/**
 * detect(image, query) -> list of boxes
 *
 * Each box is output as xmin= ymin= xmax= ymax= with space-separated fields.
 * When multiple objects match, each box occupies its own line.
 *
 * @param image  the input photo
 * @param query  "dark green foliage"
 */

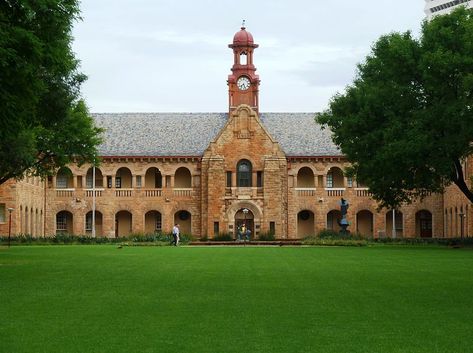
xmin=258 ymin=231 xmax=276 ymax=241
xmin=302 ymin=236 xmax=368 ymax=247
xmin=0 ymin=233 xmax=194 ymax=245
xmin=212 ymin=232 xmax=234 ymax=241
xmin=0 ymin=0 xmax=102 ymax=185
xmin=317 ymin=8 xmax=473 ymax=208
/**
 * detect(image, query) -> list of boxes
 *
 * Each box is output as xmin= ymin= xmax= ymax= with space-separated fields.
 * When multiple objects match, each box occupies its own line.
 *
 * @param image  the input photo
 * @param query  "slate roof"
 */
xmin=92 ymin=112 xmax=342 ymax=157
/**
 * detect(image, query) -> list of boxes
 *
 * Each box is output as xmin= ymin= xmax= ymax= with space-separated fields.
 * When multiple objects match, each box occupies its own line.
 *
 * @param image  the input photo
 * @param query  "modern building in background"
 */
xmin=0 ymin=26 xmax=471 ymax=239
xmin=424 ymin=0 xmax=472 ymax=19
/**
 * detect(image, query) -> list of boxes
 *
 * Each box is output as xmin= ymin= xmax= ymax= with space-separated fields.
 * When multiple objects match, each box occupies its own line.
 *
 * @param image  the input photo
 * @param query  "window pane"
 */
xmin=56 ymin=213 xmax=67 ymax=231
xmin=85 ymin=213 xmax=92 ymax=231
xmin=237 ymin=160 xmax=252 ymax=187
xmin=326 ymin=173 xmax=333 ymax=188
xmin=56 ymin=175 xmax=68 ymax=188
xmin=226 ymin=171 xmax=232 ymax=187
xmin=0 ymin=204 xmax=5 ymax=223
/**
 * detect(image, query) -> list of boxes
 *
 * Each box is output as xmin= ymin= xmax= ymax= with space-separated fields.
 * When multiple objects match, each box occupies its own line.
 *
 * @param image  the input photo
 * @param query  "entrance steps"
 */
xmin=189 ymin=240 xmax=302 ymax=246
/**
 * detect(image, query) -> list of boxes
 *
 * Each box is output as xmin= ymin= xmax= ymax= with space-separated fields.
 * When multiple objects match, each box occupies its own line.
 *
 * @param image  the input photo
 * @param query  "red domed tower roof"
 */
xmin=232 ymin=26 xmax=254 ymax=46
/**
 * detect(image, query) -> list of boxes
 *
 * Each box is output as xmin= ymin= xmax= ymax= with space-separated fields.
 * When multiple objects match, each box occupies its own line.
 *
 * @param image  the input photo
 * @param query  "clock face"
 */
xmin=237 ymin=76 xmax=251 ymax=91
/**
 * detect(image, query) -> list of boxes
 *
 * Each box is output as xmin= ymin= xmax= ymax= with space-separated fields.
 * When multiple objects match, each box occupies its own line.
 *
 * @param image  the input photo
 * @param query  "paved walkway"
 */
xmin=189 ymin=240 xmax=302 ymax=246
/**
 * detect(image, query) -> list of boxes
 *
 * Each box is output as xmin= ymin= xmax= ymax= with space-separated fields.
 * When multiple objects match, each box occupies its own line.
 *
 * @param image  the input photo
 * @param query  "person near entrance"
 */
xmin=237 ymin=223 xmax=251 ymax=241
xmin=171 ymin=223 xmax=180 ymax=246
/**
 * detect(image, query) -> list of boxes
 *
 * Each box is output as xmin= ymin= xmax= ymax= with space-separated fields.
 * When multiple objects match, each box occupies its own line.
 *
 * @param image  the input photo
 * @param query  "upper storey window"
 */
xmin=237 ymin=160 xmax=252 ymax=187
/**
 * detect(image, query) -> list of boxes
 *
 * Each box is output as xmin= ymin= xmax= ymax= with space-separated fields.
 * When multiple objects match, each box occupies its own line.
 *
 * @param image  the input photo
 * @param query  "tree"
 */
xmin=0 ymin=0 xmax=102 ymax=186
xmin=316 ymin=7 xmax=473 ymax=209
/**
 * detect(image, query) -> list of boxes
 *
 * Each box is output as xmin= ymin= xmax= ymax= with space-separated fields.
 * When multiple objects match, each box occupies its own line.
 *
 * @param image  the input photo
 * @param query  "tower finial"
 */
xmin=241 ymin=19 xmax=246 ymax=29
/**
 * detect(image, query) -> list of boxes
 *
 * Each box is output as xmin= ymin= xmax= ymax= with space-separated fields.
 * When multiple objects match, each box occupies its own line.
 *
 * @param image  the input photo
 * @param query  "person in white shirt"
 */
xmin=172 ymin=224 xmax=180 ymax=246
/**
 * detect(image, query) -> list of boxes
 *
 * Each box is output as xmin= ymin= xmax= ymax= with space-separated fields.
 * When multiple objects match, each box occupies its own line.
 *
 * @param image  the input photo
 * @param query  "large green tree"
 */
xmin=0 ymin=0 xmax=102 ymax=186
xmin=317 ymin=7 xmax=473 ymax=209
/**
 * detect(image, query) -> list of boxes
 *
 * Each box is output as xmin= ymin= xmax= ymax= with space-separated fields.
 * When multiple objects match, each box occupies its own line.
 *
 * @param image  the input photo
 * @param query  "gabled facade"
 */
xmin=1 ymin=26 xmax=469 ymax=239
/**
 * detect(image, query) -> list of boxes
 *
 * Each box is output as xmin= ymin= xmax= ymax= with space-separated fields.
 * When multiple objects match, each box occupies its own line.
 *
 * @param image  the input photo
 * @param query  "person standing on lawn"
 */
xmin=171 ymin=223 xmax=180 ymax=246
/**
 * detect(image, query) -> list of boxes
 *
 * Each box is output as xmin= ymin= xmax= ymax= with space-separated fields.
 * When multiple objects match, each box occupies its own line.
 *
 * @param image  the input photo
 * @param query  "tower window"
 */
xmin=257 ymin=171 xmax=263 ymax=187
xmin=226 ymin=171 xmax=232 ymax=187
xmin=237 ymin=160 xmax=252 ymax=187
xmin=240 ymin=53 xmax=247 ymax=65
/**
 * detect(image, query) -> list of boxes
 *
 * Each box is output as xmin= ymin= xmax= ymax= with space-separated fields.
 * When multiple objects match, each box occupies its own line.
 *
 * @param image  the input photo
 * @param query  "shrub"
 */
xmin=258 ymin=232 xmax=275 ymax=241
xmin=212 ymin=232 xmax=234 ymax=241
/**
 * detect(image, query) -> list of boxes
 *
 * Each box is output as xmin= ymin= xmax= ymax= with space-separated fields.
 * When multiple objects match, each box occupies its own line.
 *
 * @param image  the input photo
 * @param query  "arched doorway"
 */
xmin=235 ymin=208 xmax=254 ymax=239
xmin=416 ymin=210 xmax=432 ymax=238
xmin=174 ymin=210 xmax=191 ymax=235
xmin=327 ymin=210 xmax=342 ymax=232
xmin=356 ymin=210 xmax=373 ymax=237
xmin=115 ymin=211 xmax=132 ymax=237
xmin=297 ymin=210 xmax=315 ymax=237
xmin=85 ymin=211 xmax=103 ymax=236
xmin=386 ymin=210 xmax=403 ymax=237
xmin=145 ymin=210 xmax=162 ymax=234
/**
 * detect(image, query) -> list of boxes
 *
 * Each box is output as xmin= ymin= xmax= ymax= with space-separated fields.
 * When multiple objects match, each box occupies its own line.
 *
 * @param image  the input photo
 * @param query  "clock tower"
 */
xmin=228 ymin=24 xmax=260 ymax=114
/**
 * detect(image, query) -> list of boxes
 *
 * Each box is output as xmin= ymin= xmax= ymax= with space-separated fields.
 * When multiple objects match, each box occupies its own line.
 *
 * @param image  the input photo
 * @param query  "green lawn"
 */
xmin=1 ymin=246 xmax=473 ymax=353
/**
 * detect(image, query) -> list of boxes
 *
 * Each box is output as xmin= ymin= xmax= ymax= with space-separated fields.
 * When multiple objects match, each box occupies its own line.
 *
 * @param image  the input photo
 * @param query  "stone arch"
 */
xmin=115 ymin=210 xmax=132 ymax=237
xmin=297 ymin=210 xmax=315 ymax=237
xmin=416 ymin=210 xmax=433 ymax=238
xmin=174 ymin=167 xmax=192 ymax=188
xmin=225 ymin=201 xmax=263 ymax=237
xmin=25 ymin=206 xmax=29 ymax=234
xmin=56 ymin=210 xmax=73 ymax=235
xmin=56 ymin=167 xmax=73 ymax=188
xmin=356 ymin=210 xmax=373 ymax=237
xmin=115 ymin=167 xmax=132 ymax=188
xmin=327 ymin=210 xmax=342 ymax=231
xmin=145 ymin=167 xmax=163 ymax=188
xmin=30 ymin=207 xmax=34 ymax=235
xmin=386 ymin=210 xmax=403 ymax=237
xmin=19 ymin=205 xmax=23 ymax=234
xmin=235 ymin=208 xmax=255 ymax=239
xmin=327 ymin=166 xmax=344 ymax=188
xmin=86 ymin=167 xmax=104 ymax=188
xmin=297 ymin=167 xmax=315 ymax=188
xmin=174 ymin=210 xmax=191 ymax=235
xmin=145 ymin=210 xmax=163 ymax=234
xmin=85 ymin=210 xmax=103 ymax=236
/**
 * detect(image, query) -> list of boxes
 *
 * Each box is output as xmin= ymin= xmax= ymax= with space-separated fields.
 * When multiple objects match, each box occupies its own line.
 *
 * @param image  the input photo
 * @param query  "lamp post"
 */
xmin=459 ymin=212 xmax=465 ymax=239
xmin=92 ymin=160 xmax=96 ymax=238
xmin=7 ymin=208 xmax=14 ymax=248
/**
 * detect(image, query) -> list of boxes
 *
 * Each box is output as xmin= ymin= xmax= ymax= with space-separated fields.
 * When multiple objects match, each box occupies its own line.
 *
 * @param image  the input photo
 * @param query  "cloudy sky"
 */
xmin=72 ymin=0 xmax=426 ymax=113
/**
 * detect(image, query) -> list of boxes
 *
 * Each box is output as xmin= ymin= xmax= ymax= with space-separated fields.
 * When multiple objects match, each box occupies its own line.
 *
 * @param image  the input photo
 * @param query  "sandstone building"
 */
xmin=0 ymin=27 xmax=471 ymax=239
xmin=424 ymin=0 xmax=472 ymax=19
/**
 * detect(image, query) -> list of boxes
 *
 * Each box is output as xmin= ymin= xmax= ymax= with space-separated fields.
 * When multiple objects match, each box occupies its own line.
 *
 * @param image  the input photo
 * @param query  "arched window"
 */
xmin=56 ymin=167 xmax=73 ymax=188
xmin=237 ymin=160 xmax=252 ymax=187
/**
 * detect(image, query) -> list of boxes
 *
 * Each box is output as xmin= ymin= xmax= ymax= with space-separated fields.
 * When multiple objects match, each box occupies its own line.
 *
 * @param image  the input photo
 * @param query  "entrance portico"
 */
xmin=225 ymin=201 xmax=262 ymax=239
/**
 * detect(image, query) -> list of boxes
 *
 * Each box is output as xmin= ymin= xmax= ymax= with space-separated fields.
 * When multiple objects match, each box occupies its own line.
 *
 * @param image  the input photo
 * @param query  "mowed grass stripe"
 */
xmin=1 ymin=246 xmax=472 ymax=353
